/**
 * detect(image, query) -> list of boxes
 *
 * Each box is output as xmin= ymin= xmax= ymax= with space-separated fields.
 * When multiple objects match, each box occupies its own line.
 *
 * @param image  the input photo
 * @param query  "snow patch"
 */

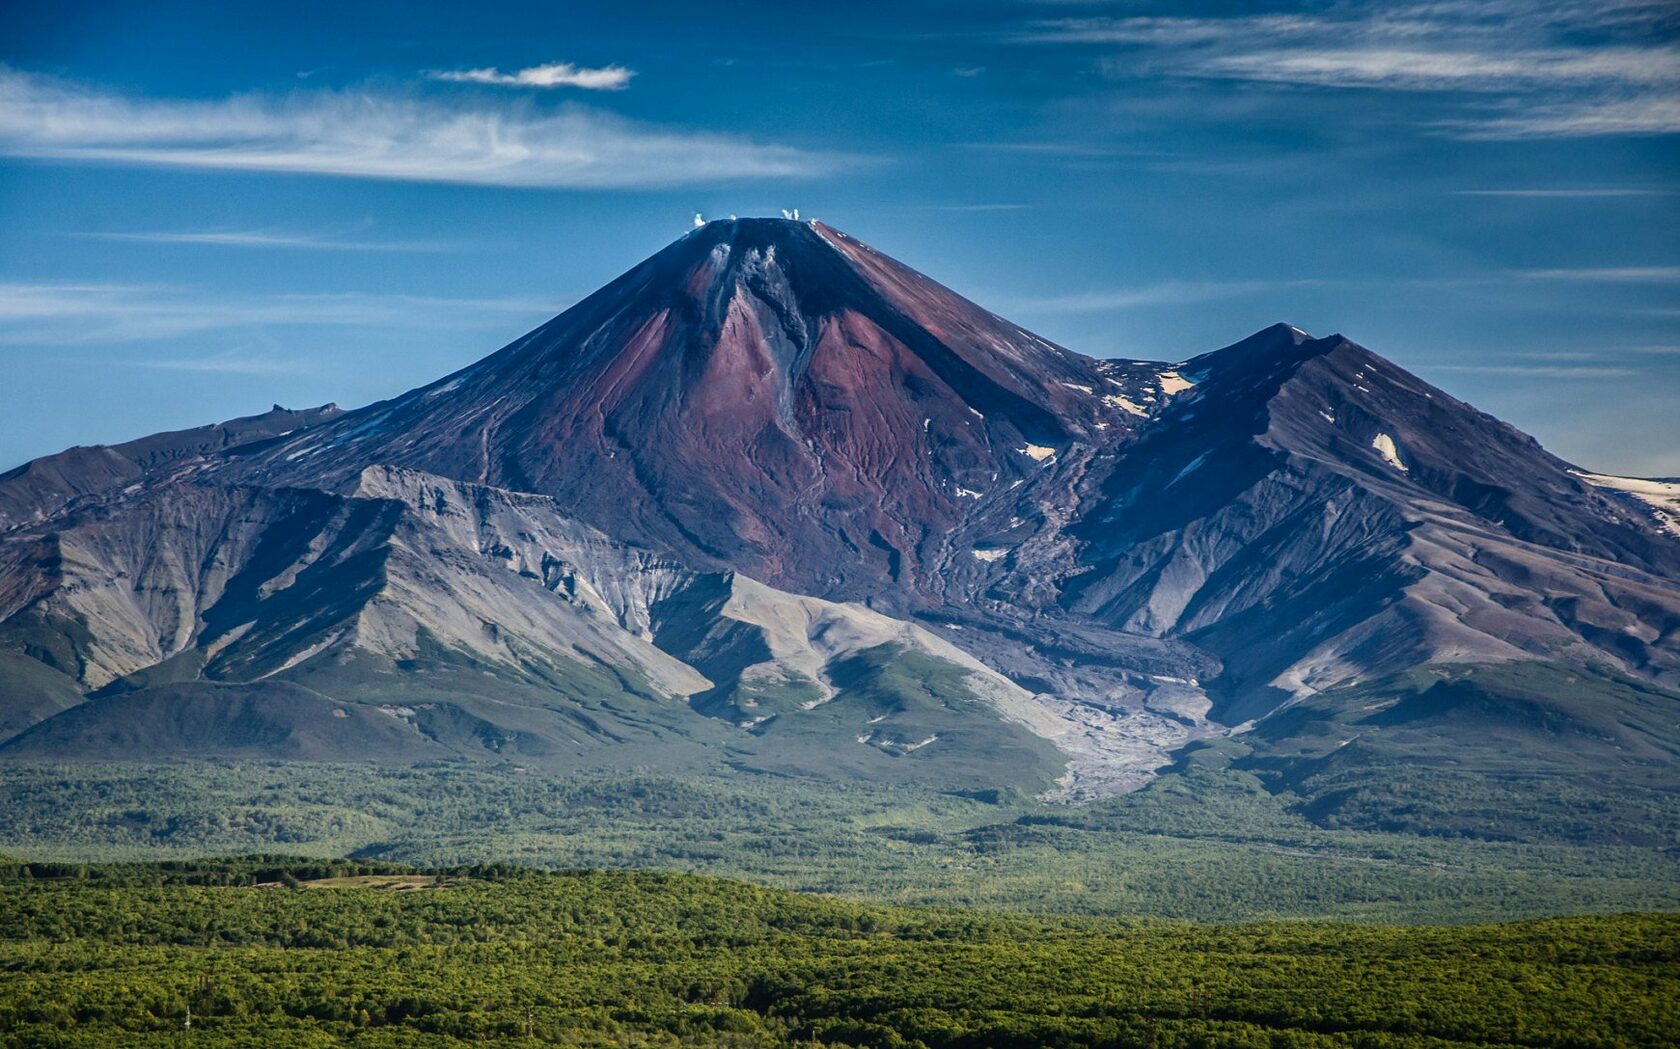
xmin=972 ymin=547 xmax=1009 ymax=562
xmin=1104 ymin=394 xmax=1148 ymax=417
xmin=1157 ymin=370 xmax=1195 ymax=395
xmin=954 ymin=486 xmax=983 ymax=499
xmin=1019 ymin=443 xmax=1056 ymax=462
xmin=1371 ymin=433 xmax=1408 ymax=472
xmin=1061 ymin=382 xmax=1094 ymax=394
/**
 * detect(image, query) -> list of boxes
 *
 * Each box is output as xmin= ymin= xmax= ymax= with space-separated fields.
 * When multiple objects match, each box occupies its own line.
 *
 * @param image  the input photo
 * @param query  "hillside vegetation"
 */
xmin=3 ymin=760 xmax=1677 ymax=924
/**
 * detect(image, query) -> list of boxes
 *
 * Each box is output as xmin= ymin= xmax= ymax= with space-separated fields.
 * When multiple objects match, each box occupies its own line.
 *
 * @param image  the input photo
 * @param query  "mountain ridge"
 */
xmin=0 ymin=217 xmax=1675 ymax=802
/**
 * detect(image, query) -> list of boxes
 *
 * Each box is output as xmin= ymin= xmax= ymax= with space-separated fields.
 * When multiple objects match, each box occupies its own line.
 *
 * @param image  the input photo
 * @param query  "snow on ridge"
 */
xmin=1578 ymin=472 xmax=1680 ymax=535
xmin=1371 ymin=433 xmax=1408 ymax=472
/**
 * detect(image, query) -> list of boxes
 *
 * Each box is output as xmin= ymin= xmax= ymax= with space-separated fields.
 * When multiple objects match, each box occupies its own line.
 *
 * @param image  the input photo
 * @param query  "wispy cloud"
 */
xmin=133 ymin=349 xmax=311 ymax=375
xmin=1421 ymin=362 xmax=1636 ymax=379
xmin=926 ymin=202 xmax=1030 ymax=212
xmin=1454 ymin=187 xmax=1672 ymax=197
xmin=1018 ymin=15 xmax=1318 ymax=47
xmin=961 ymin=141 xmax=1167 ymax=159
xmin=0 ymin=280 xmax=556 ymax=344
xmin=1197 ymin=46 xmax=1678 ymax=92
xmin=1449 ymin=96 xmax=1680 ymax=138
xmin=1520 ymin=266 xmax=1680 ymax=282
xmin=1018 ymin=1 xmax=1680 ymax=140
xmin=70 ymin=227 xmax=459 ymax=252
xmin=0 ymin=68 xmax=840 ymax=188
xmin=1009 ymin=279 xmax=1314 ymax=313
xmin=429 ymin=62 xmax=634 ymax=91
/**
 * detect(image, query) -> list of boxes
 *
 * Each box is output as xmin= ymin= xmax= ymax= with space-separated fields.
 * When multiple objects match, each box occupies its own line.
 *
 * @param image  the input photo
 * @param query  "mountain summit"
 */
xmin=1 ymin=219 xmax=1677 ymax=801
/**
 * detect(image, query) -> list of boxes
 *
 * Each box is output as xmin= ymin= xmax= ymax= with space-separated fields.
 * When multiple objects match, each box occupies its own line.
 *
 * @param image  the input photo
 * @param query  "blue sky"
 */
xmin=2 ymin=0 xmax=1677 ymax=474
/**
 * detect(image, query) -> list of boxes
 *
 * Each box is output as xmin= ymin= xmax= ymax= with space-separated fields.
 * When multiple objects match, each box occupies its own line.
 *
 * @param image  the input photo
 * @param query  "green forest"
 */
xmin=1 ymin=857 xmax=1677 ymax=1048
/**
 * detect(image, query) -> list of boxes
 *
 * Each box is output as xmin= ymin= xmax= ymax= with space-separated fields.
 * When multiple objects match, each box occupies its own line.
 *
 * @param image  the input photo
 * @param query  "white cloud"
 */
xmin=430 ymin=62 xmax=634 ymax=91
xmin=0 ymin=68 xmax=838 ymax=188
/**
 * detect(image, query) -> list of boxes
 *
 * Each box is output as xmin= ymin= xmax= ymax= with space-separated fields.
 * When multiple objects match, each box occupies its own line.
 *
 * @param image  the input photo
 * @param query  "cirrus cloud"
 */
xmin=429 ymin=62 xmax=634 ymax=90
xmin=1020 ymin=1 xmax=1680 ymax=140
xmin=0 ymin=68 xmax=840 ymax=188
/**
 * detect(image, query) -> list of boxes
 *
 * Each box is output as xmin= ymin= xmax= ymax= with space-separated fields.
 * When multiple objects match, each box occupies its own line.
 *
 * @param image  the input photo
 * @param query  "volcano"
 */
xmin=2 ymin=218 xmax=1677 ymax=802
xmin=220 ymin=219 xmax=1126 ymax=601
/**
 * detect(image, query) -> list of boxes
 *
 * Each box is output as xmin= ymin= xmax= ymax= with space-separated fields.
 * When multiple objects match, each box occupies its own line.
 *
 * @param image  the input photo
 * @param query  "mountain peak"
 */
xmin=212 ymin=217 xmax=1118 ymax=598
xmin=1184 ymin=322 xmax=1319 ymax=375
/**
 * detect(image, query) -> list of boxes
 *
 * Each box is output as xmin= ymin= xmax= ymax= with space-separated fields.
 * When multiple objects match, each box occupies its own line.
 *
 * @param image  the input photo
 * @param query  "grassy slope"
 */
xmin=1 ymin=761 xmax=1675 ymax=923
xmin=0 ymin=639 xmax=1069 ymax=796
xmin=0 ymin=861 xmax=1676 ymax=1048
xmin=1232 ymin=663 xmax=1680 ymax=846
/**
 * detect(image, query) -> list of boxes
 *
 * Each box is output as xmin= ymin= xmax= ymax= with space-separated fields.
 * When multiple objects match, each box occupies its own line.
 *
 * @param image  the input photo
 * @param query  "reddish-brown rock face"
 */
xmin=230 ymin=218 xmax=1130 ymax=602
